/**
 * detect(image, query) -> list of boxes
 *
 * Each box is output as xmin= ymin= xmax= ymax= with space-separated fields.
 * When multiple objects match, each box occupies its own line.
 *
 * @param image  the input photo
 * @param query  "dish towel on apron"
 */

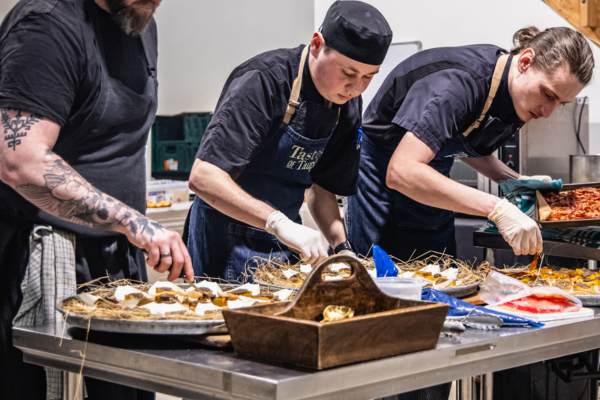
xmin=13 ymin=225 xmax=77 ymax=400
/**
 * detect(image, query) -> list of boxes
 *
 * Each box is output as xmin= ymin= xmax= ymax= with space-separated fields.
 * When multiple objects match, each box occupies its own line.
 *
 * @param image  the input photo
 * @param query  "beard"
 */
xmin=106 ymin=0 xmax=160 ymax=35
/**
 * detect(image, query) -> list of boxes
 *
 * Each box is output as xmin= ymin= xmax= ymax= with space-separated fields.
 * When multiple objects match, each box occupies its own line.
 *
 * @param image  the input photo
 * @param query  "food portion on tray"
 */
xmin=496 ymin=263 xmax=600 ymax=296
xmin=394 ymin=253 xmax=488 ymax=291
xmin=251 ymin=253 xmax=488 ymax=297
xmin=60 ymin=279 xmax=292 ymax=321
xmin=250 ymin=258 xmax=372 ymax=288
xmin=542 ymin=186 xmax=600 ymax=222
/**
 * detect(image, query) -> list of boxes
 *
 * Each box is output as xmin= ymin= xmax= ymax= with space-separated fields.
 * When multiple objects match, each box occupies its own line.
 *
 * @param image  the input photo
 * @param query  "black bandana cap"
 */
xmin=320 ymin=0 xmax=392 ymax=65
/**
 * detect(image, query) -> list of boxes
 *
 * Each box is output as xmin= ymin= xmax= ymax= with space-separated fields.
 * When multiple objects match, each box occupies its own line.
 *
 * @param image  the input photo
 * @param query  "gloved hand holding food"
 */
xmin=265 ymin=210 xmax=329 ymax=264
xmin=488 ymin=198 xmax=542 ymax=255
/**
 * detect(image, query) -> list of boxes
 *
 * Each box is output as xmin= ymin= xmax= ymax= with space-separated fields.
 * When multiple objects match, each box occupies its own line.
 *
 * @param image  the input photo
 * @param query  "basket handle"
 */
xmin=279 ymin=254 xmax=393 ymax=317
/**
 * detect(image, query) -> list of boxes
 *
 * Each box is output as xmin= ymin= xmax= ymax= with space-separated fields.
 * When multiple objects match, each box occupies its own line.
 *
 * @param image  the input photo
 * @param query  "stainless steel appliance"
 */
xmin=570 ymin=154 xmax=600 ymax=183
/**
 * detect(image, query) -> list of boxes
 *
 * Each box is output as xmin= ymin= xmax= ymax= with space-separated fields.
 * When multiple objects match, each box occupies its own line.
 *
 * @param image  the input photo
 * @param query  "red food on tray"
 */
xmin=500 ymin=293 xmax=581 ymax=314
xmin=544 ymin=187 xmax=600 ymax=221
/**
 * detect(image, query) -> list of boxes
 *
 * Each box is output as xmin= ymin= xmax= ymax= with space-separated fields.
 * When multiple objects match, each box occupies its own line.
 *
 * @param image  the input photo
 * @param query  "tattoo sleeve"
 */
xmin=16 ymin=151 xmax=165 ymax=241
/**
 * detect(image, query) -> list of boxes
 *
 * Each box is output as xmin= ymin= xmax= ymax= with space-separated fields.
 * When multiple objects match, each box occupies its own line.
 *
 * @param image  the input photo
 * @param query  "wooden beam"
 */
xmin=543 ymin=0 xmax=600 ymax=46
xmin=580 ymin=0 xmax=597 ymax=28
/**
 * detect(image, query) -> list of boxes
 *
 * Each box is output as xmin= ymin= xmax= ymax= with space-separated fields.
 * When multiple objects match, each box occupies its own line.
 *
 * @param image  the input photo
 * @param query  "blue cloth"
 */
xmin=484 ymin=178 xmax=600 ymax=248
xmin=372 ymin=245 xmax=398 ymax=277
xmin=422 ymin=288 xmax=543 ymax=328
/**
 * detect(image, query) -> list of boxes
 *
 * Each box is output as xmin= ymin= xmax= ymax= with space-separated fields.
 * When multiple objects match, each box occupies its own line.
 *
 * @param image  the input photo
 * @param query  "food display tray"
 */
xmin=537 ymin=182 xmax=600 ymax=229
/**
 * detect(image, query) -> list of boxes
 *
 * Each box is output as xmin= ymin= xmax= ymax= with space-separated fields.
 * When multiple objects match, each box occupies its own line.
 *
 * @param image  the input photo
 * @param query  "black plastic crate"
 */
xmin=151 ymin=141 xmax=196 ymax=175
xmin=152 ymin=113 xmax=211 ymax=143
xmin=182 ymin=113 xmax=211 ymax=142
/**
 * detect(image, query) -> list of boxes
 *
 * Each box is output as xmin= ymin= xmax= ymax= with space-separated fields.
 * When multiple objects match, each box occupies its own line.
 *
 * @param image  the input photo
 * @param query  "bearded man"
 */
xmin=0 ymin=1 xmax=191 ymax=399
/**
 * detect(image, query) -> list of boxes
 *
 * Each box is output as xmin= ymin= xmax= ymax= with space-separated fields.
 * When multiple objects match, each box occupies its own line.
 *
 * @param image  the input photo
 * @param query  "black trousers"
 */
xmin=0 ymin=219 xmax=154 ymax=400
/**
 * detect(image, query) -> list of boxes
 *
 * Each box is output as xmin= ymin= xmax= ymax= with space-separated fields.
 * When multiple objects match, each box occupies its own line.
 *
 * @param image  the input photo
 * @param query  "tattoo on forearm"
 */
xmin=1 ymin=108 xmax=40 ymax=150
xmin=17 ymin=152 xmax=165 ymax=241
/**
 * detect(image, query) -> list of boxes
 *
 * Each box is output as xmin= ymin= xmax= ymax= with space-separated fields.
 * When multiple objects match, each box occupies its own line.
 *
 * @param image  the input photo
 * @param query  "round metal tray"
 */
xmin=57 ymin=282 xmax=270 ymax=335
xmin=253 ymin=278 xmax=479 ymax=298
xmin=437 ymin=282 xmax=479 ymax=298
xmin=58 ymin=300 xmax=226 ymax=335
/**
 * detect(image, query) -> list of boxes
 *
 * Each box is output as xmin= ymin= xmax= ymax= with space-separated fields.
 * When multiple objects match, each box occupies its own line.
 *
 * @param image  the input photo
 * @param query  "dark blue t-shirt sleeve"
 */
xmin=0 ymin=14 xmax=80 ymax=126
xmin=311 ymin=97 xmax=362 ymax=196
xmin=196 ymin=70 xmax=279 ymax=178
xmin=392 ymin=69 xmax=480 ymax=154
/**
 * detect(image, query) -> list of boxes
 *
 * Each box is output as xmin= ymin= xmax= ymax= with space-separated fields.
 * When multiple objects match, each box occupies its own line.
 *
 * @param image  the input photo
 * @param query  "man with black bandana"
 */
xmin=185 ymin=0 xmax=392 ymax=280
xmin=0 ymin=0 xmax=193 ymax=399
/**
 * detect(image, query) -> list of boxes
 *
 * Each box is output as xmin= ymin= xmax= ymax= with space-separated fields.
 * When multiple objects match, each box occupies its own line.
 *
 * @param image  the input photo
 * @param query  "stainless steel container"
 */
xmin=570 ymin=155 xmax=600 ymax=183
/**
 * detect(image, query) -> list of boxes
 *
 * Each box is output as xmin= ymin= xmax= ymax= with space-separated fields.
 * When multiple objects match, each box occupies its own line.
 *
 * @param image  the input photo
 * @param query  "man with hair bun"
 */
xmin=347 ymin=25 xmax=593 ymax=261
xmin=346 ymin=24 xmax=594 ymax=400
xmin=186 ymin=1 xmax=392 ymax=279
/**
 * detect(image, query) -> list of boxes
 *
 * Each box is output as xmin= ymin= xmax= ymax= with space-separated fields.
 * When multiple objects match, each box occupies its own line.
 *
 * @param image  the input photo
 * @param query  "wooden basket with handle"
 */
xmin=222 ymin=254 xmax=448 ymax=370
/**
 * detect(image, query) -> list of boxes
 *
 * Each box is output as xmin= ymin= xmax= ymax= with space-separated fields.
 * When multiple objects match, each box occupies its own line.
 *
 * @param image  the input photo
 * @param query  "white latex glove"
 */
xmin=518 ymin=174 xmax=553 ymax=183
xmin=488 ymin=199 xmax=542 ymax=256
xmin=265 ymin=211 xmax=329 ymax=264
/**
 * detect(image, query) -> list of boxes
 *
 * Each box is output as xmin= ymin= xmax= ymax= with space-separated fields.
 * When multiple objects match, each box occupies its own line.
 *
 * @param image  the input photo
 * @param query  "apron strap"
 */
xmin=283 ymin=45 xmax=309 ymax=125
xmin=462 ymin=54 xmax=509 ymax=137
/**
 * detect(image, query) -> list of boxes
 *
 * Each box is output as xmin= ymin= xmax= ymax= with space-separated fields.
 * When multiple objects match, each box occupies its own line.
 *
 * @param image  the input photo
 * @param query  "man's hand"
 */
xmin=0 ymin=108 xmax=194 ymax=282
xmin=488 ymin=199 xmax=542 ymax=255
xmin=126 ymin=217 xmax=194 ymax=282
xmin=265 ymin=211 xmax=328 ymax=264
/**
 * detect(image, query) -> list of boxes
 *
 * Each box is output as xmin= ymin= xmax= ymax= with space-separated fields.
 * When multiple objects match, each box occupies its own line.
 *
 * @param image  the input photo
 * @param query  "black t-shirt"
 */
xmin=197 ymin=45 xmax=362 ymax=196
xmin=0 ymin=0 xmax=154 ymax=226
xmin=0 ymin=0 xmax=148 ymax=125
xmin=363 ymin=44 xmax=523 ymax=156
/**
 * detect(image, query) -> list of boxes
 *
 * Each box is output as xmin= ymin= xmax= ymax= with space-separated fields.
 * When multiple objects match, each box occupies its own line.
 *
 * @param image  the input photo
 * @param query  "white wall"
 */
xmin=0 ymin=0 xmax=17 ymax=18
xmin=315 ymin=0 xmax=600 ymax=151
xmin=1 ymin=1 xmax=314 ymax=180
xmin=1 ymin=1 xmax=314 ymax=115
xmin=154 ymin=0 xmax=315 ymax=114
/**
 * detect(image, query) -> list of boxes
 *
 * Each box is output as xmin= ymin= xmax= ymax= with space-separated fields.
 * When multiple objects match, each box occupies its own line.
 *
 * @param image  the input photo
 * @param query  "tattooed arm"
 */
xmin=0 ymin=108 xmax=193 ymax=281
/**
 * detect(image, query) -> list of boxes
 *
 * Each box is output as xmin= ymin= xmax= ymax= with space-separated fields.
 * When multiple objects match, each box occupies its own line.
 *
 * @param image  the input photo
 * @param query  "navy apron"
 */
xmin=0 ymin=2 xmax=157 ymax=399
xmin=187 ymin=46 xmax=339 ymax=280
xmin=347 ymin=55 xmax=515 ymax=260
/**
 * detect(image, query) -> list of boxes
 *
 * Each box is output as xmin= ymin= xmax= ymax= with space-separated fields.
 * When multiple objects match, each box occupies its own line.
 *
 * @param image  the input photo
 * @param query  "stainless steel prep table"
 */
xmin=13 ymin=311 xmax=600 ymax=400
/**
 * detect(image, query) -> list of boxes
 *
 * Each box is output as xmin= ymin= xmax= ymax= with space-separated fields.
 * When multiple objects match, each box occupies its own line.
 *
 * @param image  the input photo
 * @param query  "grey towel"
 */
xmin=13 ymin=225 xmax=77 ymax=400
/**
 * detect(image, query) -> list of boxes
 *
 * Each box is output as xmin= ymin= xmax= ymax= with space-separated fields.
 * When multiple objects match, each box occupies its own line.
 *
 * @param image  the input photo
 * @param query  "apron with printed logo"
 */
xmin=187 ymin=46 xmax=339 ymax=280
